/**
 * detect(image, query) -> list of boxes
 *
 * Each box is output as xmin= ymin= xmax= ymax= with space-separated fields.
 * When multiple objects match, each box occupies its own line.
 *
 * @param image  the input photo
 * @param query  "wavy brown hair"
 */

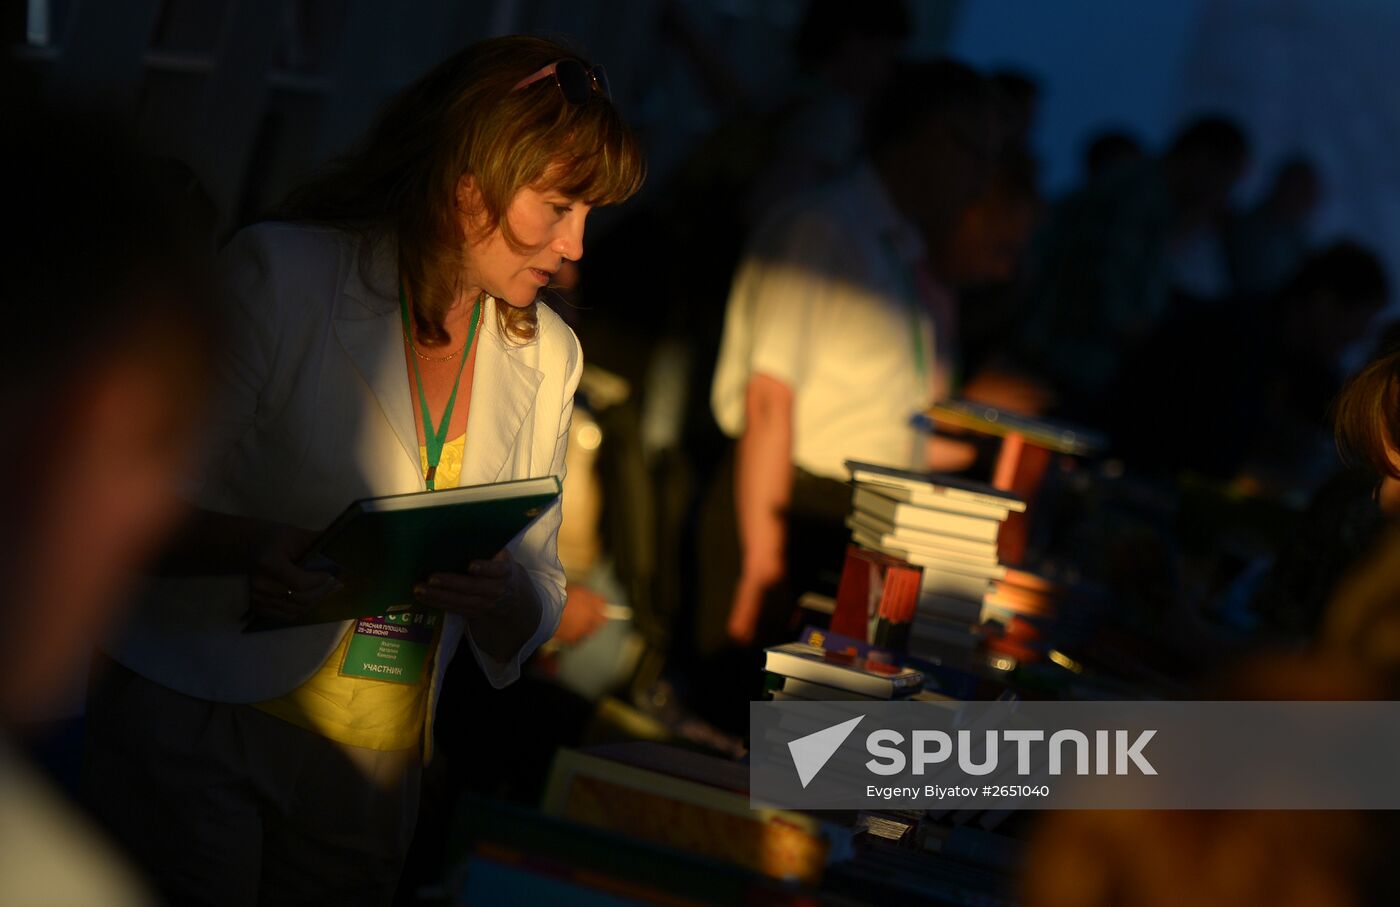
xmin=1334 ymin=350 xmax=1400 ymax=480
xmin=275 ymin=35 xmax=644 ymax=345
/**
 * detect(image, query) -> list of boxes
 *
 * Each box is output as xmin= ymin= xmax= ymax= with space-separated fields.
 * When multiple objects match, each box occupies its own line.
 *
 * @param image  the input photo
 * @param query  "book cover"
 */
xmin=830 ymin=544 xmax=907 ymax=640
xmin=844 ymin=460 xmax=1026 ymax=509
xmin=446 ymin=793 xmax=806 ymax=906
xmin=246 ymin=476 xmax=560 ymax=631
xmin=763 ymin=643 xmax=923 ymax=699
xmin=796 ymin=624 xmax=900 ymax=662
xmin=541 ymin=749 xmax=833 ymax=885
xmin=924 ymin=400 xmax=1106 ymax=456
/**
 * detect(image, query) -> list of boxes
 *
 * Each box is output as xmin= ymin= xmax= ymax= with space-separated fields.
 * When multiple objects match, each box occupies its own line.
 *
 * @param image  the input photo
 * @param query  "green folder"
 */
xmin=245 ymin=476 xmax=561 ymax=631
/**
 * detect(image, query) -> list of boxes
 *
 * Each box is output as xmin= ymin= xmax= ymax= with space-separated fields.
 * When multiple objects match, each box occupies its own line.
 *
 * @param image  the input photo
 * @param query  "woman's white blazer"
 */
xmin=106 ymin=222 xmax=577 ymax=709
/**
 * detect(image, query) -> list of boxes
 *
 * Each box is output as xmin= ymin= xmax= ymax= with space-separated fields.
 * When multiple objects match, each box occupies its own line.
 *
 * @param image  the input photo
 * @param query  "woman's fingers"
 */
xmin=249 ymin=567 xmax=340 ymax=625
xmin=253 ymin=525 xmax=337 ymax=594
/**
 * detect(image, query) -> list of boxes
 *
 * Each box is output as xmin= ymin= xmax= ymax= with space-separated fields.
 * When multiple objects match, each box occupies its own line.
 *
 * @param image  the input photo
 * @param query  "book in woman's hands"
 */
xmin=244 ymin=476 xmax=561 ymax=631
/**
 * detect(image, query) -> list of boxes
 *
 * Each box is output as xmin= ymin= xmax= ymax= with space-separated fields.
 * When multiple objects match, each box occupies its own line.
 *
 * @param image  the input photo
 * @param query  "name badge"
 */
xmin=339 ymin=607 xmax=440 ymax=684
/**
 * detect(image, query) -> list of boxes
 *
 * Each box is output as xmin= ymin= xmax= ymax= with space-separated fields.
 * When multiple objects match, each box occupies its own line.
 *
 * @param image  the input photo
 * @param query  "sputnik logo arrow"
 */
xmin=788 ymin=715 xmax=864 ymax=788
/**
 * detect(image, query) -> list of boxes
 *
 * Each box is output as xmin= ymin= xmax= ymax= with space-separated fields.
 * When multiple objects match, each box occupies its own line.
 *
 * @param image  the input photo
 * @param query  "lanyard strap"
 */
xmin=880 ymin=233 xmax=931 ymax=382
xmin=400 ymin=283 xmax=482 ymax=490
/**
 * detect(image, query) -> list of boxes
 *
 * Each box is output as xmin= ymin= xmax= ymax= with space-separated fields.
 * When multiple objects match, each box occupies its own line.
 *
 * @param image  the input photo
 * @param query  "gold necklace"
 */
xmin=403 ymin=296 xmax=483 ymax=362
xmin=406 ymin=335 xmax=465 ymax=362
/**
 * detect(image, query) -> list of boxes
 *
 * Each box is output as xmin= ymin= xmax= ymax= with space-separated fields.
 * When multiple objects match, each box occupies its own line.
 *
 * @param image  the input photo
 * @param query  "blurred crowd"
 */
xmin=563 ymin=0 xmax=1395 ymax=708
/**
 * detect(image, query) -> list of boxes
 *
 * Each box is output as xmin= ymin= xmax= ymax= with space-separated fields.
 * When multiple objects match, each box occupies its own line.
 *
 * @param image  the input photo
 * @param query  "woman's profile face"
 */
xmin=463 ymin=180 xmax=591 ymax=308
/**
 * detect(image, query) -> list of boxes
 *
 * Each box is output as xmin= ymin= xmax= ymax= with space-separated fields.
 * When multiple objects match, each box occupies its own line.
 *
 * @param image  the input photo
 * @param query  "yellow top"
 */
xmin=253 ymin=434 xmax=466 ymax=752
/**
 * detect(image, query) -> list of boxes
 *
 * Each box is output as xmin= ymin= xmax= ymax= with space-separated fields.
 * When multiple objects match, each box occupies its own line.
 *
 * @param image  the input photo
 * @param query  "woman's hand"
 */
xmin=413 ymin=550 xmax=543 ymax=662
xmin=248 ymin=525 xmax=339 ymax=625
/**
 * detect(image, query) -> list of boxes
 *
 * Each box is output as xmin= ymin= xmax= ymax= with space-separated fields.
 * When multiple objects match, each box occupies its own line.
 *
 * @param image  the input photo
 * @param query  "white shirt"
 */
xmin=711 ymin=163 xmax=942 ymax=480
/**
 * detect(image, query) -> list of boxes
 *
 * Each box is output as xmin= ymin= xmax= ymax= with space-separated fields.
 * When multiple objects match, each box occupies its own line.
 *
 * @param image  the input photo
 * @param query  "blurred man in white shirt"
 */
xmin=709 ymin=60 xmax=1000 ymax=648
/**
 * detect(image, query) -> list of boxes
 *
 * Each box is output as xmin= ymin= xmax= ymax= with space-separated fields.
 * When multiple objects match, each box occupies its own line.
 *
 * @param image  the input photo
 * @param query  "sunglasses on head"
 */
xmin=512 ymin=58 xmax=611 ymax=104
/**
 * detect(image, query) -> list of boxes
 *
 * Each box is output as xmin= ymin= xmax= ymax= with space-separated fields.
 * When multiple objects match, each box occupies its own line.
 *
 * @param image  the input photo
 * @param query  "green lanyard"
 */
xmin=400 ymin=282 xmax=482 ymax=490
xmin=879 ymin=233 xmax=930 ymax=382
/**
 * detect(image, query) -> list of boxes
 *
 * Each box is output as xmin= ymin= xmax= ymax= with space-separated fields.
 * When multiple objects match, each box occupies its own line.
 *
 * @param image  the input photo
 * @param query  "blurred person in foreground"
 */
xmin=84 ymin=35 xmax=643 ymax=904
xmin=1332 ymin=347 xmax=1400 ymax=520
xmin=0 ymin=105 xmax=213 ymax=904
xmin=1025 ymin=653 xmax=1400 ymax=907
xmin=1246 ymin=348 xmax=1400 ymax=644
xmin=1029 ymin=355 xmax=1400 ymax=907
xmin=1315 ymin=350 xmax=1400 ymax=680
xmin=1243 ymin=347 xmax=1400 ymax=641
xmin=706 ymin=59 xmax=999 ymax=655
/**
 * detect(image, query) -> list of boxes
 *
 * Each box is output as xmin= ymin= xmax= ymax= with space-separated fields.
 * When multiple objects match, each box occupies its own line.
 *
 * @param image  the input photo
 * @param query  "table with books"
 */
xmin=441 ymin=459 xmax=1124 ymax=905
xmin=748 ymin=460 xmax=1135 ymax=903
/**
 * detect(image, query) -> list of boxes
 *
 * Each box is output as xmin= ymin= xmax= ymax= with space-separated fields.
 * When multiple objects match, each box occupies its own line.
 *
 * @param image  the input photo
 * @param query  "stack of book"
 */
xmin=841 ymin=460 xmax=1026 ymax=656
xmin=982 ymin=567 xmax=1063 ymax=663
xmin=763 ymin=642 xmax=924 ymax=702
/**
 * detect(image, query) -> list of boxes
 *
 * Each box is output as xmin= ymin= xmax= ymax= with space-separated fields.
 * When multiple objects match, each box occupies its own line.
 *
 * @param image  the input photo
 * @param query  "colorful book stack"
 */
xmin=839 ymin=460 xmax=1026 ymax=657
xmin=763 ymin=642 xmax=924 ymax=702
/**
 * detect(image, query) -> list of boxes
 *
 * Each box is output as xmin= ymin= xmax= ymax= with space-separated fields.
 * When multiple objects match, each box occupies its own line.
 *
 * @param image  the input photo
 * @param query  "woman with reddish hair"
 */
xmin=86 ymin=35 xmax=643 ymax=904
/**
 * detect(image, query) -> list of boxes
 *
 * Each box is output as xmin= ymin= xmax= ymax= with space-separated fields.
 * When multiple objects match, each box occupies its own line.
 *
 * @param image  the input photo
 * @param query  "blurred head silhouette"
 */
xmin=1163 ymin=115 xmax=1250 ymax=231
xmin=940 ymin=148 xmax=1041 ymax=287
xmin=0 ymin=102 xmax=213 ymax=723
xmin=1282 ymin=241 xmax=1388 ymax=364
xmin=868 ymin=58 xmax=1000 ymax=251
xmin=1083 ymin=129 xmax=1146 ymax=183
xmin=794 ymin=0 xmax=911 ymax=102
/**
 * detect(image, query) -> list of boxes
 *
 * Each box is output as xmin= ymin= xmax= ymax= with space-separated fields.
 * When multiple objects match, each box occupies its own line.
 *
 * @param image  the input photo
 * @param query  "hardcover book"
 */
xmin=245 ymin=476 xmax=560 ymax=631
xmin=844 ymin=459 xmax=1026 ymax=510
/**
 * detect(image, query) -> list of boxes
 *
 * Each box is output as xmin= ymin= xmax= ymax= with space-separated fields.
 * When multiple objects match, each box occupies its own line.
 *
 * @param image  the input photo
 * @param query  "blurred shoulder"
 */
xmin=218 ymin=222 xmax=378 ymax=325
xmin=224 ymin=220 xmax=354 ymax=259
xmin=220 ymin=222 xmax=359 ymax=288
